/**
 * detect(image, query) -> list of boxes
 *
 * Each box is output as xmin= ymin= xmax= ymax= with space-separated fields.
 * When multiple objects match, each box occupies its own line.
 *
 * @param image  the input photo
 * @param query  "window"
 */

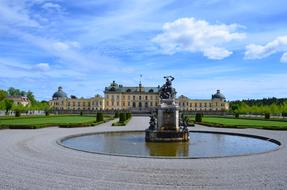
xmin=133 ymin=96 xmax=135 ymax=100
xmin=117 ymin=102 xmax=119 ymax=106
xmin=128 ymin=102 xmax=130 ymax=106
xmin=204 ymin=103 xmax=207 ymax=107
xmin=139 ymin=96 xmax=141 ymax=100
xmin=150 ymin=102 xmax=153 ymax=106
xmin=145 ymin=102 xmax=148 ymax=108
xmin=133 ymin=102 xmax=136 ymax=108
xmin=199 ymin=103 xmax=202 ymax=107
xmin=145 ymin=96 xmax=148 ymax=100
xmin=195 ymin=103 xmax=197 ymax=107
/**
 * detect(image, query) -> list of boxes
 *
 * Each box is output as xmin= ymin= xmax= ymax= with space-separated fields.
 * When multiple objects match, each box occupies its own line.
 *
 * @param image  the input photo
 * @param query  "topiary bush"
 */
xmin=80 ymin=111 xmax=83 ymax=116
xmin=15 ymin=110 xmax=21 ymax=117
xmin=195 ymin=113 xmax=203 ymax=122
xmin=114 ymin=112 xmax=119 ymax=118
xmin=235 ymin=113 xmax=239 ymax=119
xmin=97 ymin=112 xmax=103 ymax=122
xmin=119 ymin=112 xmax=126 ymax=123
xmin=265 ymin=113 xmax=270 ymax=119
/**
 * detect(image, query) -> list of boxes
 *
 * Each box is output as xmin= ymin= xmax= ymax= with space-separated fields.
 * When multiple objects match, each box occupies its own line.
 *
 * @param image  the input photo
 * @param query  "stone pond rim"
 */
xmin=57 ymin=130 xmax=282 ymax=159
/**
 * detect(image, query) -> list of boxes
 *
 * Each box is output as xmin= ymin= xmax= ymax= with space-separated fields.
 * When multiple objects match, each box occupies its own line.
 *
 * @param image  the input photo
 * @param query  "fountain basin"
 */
xmin=58 ymin=130 xmax=281 ymax=159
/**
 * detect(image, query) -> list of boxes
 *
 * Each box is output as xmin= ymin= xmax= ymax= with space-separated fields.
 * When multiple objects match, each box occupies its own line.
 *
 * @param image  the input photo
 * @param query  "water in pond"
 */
xmin=61 ymin=131 xmax=279 ymax=158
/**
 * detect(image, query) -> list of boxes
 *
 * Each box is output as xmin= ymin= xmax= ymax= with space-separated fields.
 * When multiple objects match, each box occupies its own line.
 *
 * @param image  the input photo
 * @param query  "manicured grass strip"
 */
xmin=191 ymin=117 xmax=287 ymax=130
xmin=0 ymin=116 xmax=113 ymax=129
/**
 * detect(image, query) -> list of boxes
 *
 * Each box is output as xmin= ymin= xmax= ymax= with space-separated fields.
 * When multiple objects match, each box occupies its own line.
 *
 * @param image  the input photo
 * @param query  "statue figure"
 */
xmin=159 ymin=76 xmax=176 ymax=99
xmin=148 ymin=114 xmax=157 ymax=130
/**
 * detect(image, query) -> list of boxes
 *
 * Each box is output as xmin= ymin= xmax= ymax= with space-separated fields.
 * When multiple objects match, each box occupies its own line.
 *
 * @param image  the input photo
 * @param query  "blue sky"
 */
xmin=1 ymin=0 xmax=287 ymax=101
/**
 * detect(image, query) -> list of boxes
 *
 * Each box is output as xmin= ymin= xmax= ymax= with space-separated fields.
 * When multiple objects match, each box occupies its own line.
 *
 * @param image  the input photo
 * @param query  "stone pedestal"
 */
xmin=145 ymin=98 xmax=189 ymax=142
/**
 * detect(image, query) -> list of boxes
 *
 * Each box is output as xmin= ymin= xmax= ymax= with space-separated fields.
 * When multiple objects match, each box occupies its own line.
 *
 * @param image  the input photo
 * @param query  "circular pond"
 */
xmin=60 ymin=131 xmax=281 ymax=158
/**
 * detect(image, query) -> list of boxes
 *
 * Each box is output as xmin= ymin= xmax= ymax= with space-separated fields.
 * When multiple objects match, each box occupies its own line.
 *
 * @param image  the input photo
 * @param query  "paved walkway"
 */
xmin=0 ymin=116 xmax=287 ymax=190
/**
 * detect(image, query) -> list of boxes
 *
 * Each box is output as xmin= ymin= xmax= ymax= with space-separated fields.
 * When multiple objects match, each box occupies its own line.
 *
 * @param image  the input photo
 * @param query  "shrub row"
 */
xmin=112 ymin=112 xmax=132 ymax=126
xmin=196 ymin=121 xmax=287 ymax=130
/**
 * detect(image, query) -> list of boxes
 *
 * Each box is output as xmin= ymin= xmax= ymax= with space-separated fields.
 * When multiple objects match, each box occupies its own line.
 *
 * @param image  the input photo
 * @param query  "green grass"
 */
xmin=0 ymin=115 xmax=113 ymax=129
xmin=189 ymin=116 xmax=287 ymax=130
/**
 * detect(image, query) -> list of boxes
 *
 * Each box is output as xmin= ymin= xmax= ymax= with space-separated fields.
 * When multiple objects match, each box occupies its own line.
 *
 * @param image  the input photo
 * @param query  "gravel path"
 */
xmin=0 ymin=116 xmax=287 ymax=190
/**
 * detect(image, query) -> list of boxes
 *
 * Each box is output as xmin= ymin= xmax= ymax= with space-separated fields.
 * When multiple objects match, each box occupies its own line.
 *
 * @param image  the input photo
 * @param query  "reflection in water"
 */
xmin=145 ymin=142 xmax=189 ymax=157
xmin=62 ymin=131 xmax=279 ymax=158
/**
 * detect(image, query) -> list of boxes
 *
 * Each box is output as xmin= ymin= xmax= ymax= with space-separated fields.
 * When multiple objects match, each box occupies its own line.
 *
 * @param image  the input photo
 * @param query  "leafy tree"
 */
xmin=12 ymin=104 xmax=25 ymax=117
xmin=4 ymin=99 xmax=14 ymax=115
xmin=7 ymin=87 xmax=21 ymax=96
xmin=0 ymin=89 xmax=7 ymax=101
xmin=26 ymin=91 xmax=37 ymax=105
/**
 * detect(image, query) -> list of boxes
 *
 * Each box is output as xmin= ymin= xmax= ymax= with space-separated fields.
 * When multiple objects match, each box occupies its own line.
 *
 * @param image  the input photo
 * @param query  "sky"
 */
xmin=1 ymin=0 xmax=287 ymax=101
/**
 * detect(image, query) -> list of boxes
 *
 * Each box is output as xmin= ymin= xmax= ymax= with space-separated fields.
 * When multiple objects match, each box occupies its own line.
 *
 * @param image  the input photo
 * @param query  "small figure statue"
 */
xmin=148 ymin=114 xmax=157 ymax=130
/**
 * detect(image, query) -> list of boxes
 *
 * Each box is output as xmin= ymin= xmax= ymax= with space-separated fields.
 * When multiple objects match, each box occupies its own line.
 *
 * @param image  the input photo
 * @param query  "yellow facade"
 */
xmin=49 ymin=83 xmax=229 ymax=111
xmin=104 ymin=81 xmax=160 ymax=110
xmin=49 ymin=87 xmax=104 ymax=110
xmin=177 ymin=94 xmax=229 ymax=111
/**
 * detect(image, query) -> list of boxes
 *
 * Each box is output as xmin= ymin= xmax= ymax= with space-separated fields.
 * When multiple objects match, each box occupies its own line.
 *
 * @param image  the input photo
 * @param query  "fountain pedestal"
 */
xmin=145 ymin=76 xmax=189 ymax=142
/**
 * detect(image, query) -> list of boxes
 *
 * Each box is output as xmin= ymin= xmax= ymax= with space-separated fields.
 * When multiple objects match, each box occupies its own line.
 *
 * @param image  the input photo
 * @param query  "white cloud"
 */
xmin=33 ymin=63 xmax=50 ymax=72
xmin=0 ymin=0 xmax=40 ymax=27
xmin=52 ymin=41 xmax=80 ymax=51
xmin=42 ymin=2 xmax=62 ymax=11
xmin=245 ymin=35 xmax=287 ymax=62
xmin=152 ymin=17 xmax=245 ymax=60
xmin=280 ymin=52 xmax=287 ymax=63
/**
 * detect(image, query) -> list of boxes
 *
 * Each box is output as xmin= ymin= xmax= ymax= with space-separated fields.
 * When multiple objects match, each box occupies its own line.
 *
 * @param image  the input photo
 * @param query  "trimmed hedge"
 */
xmin=265 ymin=113 xmax=270 ymax=119
xmin=196 ymin=121 xmax=287 ymax=130
xmin=195 ymin=113 xmax=203 ymax=122
xmin=96 ymin=112 xmax=104 ymax=122
xmin=112 ymin=112 xmax=132 ymax=126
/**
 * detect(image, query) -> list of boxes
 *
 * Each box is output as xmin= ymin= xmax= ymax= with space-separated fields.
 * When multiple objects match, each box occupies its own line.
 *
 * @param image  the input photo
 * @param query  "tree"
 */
xmin=4 ymin=99 xmax=13 ymax=115
xmin=27 ymin=91 xmax=36 ymax=105
xmin=7 ymin=87 xmax=21 ymax=96
xmin=0 ymin=89 xmax=7 ymax=101
xmin=12 ymin=104 xmax=26 ymax=117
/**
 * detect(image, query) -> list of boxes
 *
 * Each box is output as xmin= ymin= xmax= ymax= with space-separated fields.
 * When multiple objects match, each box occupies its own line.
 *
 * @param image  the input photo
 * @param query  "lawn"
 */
xmin=191 ymin=116 xmax=287 ymax=130
xmin=0 ymin=115 xmax=113 ymax=129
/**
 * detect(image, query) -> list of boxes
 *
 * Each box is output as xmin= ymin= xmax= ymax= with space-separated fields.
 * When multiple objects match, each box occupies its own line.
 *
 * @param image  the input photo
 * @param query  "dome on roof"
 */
xmin=52 ymin=86 xmax=68 ymax=99
xmin=212 ymin=90 xmax=226 ymax=100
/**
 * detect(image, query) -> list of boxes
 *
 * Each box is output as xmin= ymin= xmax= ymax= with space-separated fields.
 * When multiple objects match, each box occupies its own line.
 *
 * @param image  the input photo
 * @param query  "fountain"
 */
xmin=145 ymin=76 xmax=189 ymax=142
xmin=59 ymin=76 xmax=281 ymax=158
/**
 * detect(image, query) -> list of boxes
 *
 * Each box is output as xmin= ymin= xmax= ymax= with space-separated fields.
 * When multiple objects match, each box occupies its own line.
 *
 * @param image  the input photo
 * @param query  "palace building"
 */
xmin=49 ymin=81 xmax=229 ymax=112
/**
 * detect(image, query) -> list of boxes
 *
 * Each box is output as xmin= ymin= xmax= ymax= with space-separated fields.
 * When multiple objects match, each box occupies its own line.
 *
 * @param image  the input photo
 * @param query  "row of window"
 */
xmin=51 ymin=101 xmax=102 ymax=107
xmin=106 ymin=101 xmax=158 ymax=107
xmin=106 ymin=95 xmax=157 ymax=101
xmin=178 ymin=102 xmax=225 ymax=107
